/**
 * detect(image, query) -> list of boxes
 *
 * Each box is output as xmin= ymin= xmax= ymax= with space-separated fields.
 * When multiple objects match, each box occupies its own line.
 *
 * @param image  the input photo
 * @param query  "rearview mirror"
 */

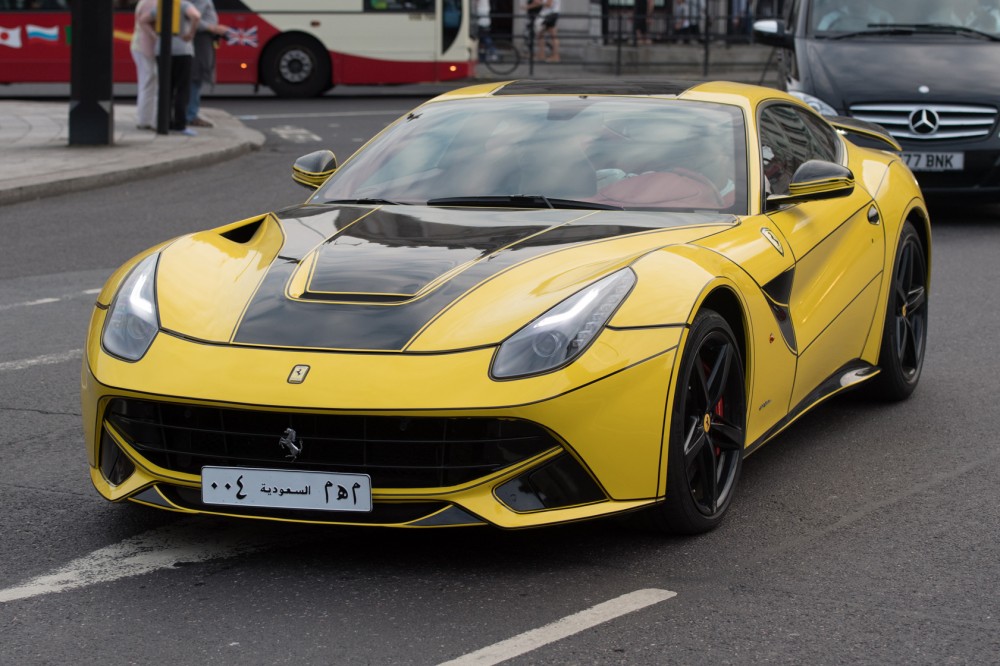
xmin=292 ymin=150 xmax=338 ymax=190
xmin=753 ymin=19 xmax=794 ymax=48
xmin=766 ymin=160 xmax=854 ymax=210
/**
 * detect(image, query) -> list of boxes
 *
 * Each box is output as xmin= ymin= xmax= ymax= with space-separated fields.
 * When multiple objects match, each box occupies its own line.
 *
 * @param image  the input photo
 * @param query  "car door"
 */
xmin=758 ymin=102 xmax=885 ymax=410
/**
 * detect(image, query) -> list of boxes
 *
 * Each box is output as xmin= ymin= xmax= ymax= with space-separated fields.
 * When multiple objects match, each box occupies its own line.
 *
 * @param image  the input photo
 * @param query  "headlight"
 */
xmin=102 ymin=254 xmax=160 ymax=361
xmin=789 ymin=91 xmax=838 ymax=117
xmin=491 ymin=268 xmax=636 ymax=379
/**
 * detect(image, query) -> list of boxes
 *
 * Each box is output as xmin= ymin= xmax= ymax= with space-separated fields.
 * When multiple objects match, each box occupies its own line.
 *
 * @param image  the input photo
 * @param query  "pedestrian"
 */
xmin=144 ymin=0 xmax=201 ymax=135
xmin=131 ymin=0 xmax=158 ymax=130
xmin=635 ymin=0 xmax=654 ymax=45
xmin=476 ymin=0 xmax=496 ymax=62
xmin=188 ymin=0 xmax=231 ymax=128
xmin=674 ymin=0 xmax=702 ymax=43
xmin=536 ymin=0 xmax=560 ymax=62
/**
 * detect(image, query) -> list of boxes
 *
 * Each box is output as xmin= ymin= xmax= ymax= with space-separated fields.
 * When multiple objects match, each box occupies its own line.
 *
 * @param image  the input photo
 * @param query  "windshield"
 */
xmin=314 ymin=97 xmax=748 ymax=213
xmin=809 ymin=0 xmax=1000 ymax=36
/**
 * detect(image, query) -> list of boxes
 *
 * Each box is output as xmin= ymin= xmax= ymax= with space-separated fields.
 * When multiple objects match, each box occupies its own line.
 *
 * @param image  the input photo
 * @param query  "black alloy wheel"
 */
xmin=647 ymin=309 xmax=746 ymax=534
xmin=868 ymin=221 xmax=928 ymax=401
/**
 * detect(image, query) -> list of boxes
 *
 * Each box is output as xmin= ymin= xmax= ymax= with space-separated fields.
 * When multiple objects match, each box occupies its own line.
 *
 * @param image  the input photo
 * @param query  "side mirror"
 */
xmin=766 ymin=160 xmax=855 ymax=210
xmin=292 ymin=150 xmax=338 ymax=190
xmin=753 ymin=19 xmax=794 ymax=48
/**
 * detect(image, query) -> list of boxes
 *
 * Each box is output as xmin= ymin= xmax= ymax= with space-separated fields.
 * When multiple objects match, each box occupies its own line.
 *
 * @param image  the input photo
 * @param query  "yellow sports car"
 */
xmin=83 ymin=80 xmax=930 ymax=533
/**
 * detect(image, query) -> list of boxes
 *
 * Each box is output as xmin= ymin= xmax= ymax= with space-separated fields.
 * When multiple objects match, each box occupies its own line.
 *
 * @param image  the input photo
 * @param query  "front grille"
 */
xmin=850 ymin=103 xmax=998 ymax=141
xmin=105 ymin=399 xmax=559 ymax=488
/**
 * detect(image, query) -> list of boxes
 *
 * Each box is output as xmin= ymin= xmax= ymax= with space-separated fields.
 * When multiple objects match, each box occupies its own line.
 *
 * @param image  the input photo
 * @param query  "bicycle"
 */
xmin=478 ymin=16 xmax=556 ymax=77
xmin=479 ymin=34 xmax=521 ymax=76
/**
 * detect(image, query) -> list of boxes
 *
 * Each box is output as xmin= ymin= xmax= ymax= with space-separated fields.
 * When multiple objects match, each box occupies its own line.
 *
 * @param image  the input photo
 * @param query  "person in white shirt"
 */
xmin=130 ymin=0 xmax=158 ymax=130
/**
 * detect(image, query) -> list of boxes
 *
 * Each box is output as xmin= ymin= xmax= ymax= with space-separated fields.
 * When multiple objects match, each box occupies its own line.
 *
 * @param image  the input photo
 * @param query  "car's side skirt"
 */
xmin=743 ymin=360 xmax=879 ymax=457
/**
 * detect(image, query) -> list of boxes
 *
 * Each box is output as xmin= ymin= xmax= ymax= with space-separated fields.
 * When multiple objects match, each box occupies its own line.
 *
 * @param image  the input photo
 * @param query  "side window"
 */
xmin=367 ymin=0 xmax=434 ymax=12
xmin=758 ymin=103 xmax=841 ymax=196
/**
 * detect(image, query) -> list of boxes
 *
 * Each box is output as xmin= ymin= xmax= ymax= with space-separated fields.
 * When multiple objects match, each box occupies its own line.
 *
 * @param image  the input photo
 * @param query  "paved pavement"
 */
xmin=0 ymin=101 xmax=266 ymax=207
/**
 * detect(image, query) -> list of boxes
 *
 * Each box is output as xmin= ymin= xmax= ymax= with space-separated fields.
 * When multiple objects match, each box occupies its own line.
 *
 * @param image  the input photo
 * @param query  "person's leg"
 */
xmin=171 ymin=55 xmax=193 ymax=131
xmin=132 ymin=51 xmax=157 ymax=128
xmin=548 ymin=23 xmax=560 ymax=61
xmin=187 ymin=77 xmax=202 ymax=124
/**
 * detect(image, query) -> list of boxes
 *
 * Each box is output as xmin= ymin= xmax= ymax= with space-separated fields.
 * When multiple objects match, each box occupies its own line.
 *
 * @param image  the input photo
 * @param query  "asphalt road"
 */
xmin=1 ymin=92 xmax=999 ymax=665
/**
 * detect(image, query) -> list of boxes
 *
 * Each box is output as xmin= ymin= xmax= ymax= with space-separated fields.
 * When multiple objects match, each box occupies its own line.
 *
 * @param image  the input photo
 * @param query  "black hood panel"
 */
xmin=233 ymin=204 xmax=731 ymax=351
xmin=803 ymin=38 xmax=1000 ymax=106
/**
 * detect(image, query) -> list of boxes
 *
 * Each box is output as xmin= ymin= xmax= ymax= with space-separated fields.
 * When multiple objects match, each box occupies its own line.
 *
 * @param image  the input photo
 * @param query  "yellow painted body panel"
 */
xmin=157 ymin=214 xmax=284 ymax=342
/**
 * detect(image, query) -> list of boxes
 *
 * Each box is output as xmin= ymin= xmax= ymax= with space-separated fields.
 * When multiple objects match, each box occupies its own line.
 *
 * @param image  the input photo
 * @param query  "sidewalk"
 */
xmin=0 ymin=102 xmax=265 ymax=207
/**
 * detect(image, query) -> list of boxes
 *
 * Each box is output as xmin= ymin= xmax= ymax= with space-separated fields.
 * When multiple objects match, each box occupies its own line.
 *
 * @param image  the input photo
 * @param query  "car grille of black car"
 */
xmin=105 ymin=398 xmax=560 ymax=488
xmin=849 ymin=103 xmax=998 ymax=141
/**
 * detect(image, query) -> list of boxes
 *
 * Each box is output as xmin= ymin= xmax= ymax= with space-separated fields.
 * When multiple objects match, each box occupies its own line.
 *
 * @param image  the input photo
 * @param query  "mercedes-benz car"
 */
xmin=754 ymin=0 xmax=1000 ymax=199
xmin=83 ymin=80 xmax=930 ymax=534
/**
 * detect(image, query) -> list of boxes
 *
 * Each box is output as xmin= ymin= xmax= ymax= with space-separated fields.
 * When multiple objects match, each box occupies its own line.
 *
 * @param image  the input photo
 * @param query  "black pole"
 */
xmin=69 ymin=0 xmax=114 ymax=145
xmin=702 ymin=1 xmax=710 ymax=78
xmin=157 ymin=0 xmax=175 ymax=135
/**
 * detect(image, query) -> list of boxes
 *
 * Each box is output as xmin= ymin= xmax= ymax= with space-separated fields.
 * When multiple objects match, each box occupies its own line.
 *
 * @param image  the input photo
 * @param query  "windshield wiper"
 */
xmin=829 ymin=22 xmax=1000 ymax=41
xmin=426 ymin=195 xmax=624 ymax=210
xmin=321 ymin=198 xmax=409 ymax=205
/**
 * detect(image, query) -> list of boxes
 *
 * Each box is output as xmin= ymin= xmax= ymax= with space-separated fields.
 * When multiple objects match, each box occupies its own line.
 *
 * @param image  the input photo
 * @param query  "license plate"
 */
xmin=201 ymin=466 xmax=373 ymax=513
xmin=901 ymin=152 xmax=964 ymax=171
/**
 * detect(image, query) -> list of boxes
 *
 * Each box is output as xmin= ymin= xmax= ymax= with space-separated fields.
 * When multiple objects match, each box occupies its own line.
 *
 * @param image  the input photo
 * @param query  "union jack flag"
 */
xmin=225 ymin=26 xmax=258 ymax=48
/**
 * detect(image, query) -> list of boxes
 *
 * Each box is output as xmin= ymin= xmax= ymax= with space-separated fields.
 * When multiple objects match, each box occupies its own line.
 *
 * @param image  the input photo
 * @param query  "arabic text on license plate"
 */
xmin=902 ymin=152 xmax=964 ymax=172
xmin=201 ymin=467 xmax=373 ymax=512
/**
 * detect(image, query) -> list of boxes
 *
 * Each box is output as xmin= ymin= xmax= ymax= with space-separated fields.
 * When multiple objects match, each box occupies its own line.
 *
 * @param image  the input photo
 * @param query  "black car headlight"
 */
xmin=491 ymin=268 xmax=636 ymax=380
xmin=101 ymin=253 xmax=160 ymax=362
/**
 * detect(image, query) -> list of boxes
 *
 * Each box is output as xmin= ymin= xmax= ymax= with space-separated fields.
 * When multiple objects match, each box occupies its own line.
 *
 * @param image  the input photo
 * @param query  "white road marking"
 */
xmin=438 ymin=588 xmax=677 ymax=666
xmin=0 ymin=520 xmax=279 ymax=604
xmin=0 ymin=288 xmax=101 ymax=312
xmin=271 ymin=125 xmax=322 ymax=143
xmin=0 ymin=349 xmax=83 ymax=373
xmin=238 ymin=110 xmax=406 ymax=120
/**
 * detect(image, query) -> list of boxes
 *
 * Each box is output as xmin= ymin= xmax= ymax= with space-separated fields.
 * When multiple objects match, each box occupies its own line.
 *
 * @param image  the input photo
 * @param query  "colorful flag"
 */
xmin=26 ymin=24 xmax=59 ymax=42
xmin=225 ymin=26 xmax=258 ymax=48
xmin=0 ymin=25 xmax=22 ymax=49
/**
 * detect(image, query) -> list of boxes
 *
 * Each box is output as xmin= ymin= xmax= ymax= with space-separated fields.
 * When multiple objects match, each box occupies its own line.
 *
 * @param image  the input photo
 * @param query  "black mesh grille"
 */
xmin=105 ymin=399 xmax=559 ymax=488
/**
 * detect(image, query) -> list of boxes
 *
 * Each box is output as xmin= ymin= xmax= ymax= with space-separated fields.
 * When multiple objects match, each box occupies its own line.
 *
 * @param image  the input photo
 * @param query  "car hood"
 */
xmin=155 ymin=204 xmax=734 ymax=352
xmin=803 ymin=37 xmax=1000 ymax=108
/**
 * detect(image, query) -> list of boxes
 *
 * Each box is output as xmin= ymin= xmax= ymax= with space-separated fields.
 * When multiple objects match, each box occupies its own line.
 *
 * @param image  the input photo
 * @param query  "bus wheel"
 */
xmin=261 ymin=35 xmax=332 ymax=98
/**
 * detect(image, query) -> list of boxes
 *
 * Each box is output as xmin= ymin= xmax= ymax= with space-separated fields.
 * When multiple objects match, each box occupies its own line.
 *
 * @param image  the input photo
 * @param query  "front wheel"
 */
xmin=481 ymin=39 xmax=520 ymax=76
xmin=644 ymin=310 xmax=746 ymax=534
xmin=261 ymin=36 xmax=331 ymax=98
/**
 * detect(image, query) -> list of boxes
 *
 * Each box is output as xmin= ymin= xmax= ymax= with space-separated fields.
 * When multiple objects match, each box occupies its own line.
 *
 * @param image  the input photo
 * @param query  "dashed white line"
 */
xmin=437 ymin=588 xmax=677 ymax=666
xmin=0 ymin=288 xmax=100 ymax=312
xmin=0 ymin=520 xmax=280 ymax=603
xmin=0 ymin=349 xmax=83 ymax=373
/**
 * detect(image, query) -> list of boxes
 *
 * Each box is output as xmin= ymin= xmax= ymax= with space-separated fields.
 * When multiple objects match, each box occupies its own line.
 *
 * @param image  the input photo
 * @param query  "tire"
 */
xmin=644 ymin=309 xmax=746 ymax=534
xmin=261 ymin=36 xmax=331 ymax=98
xmin=866 ymin=221 xmax=928 ymax=401
xmin=482 ymin=40 xmax=520 ymax=76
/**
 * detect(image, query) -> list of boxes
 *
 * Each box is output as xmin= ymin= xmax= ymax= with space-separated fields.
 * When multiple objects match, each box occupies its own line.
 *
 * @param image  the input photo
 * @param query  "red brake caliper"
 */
xmin=713 ymin=398 xmax=724 ymax=457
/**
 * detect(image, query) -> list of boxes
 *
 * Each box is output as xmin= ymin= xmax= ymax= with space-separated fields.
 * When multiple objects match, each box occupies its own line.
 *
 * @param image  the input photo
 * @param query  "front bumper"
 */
xmin=83 ymin=309 xmax=681 ymax=529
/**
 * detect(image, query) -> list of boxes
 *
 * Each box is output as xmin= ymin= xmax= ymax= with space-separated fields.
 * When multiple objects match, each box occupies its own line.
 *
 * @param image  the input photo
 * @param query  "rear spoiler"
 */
xmin=828 ymin=116 xmax=902 ymax=152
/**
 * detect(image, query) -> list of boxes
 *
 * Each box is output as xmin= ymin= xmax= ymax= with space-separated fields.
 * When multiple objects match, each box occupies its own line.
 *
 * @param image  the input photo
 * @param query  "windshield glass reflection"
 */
xmin=314 ymin=97 xmax=748 ymax=214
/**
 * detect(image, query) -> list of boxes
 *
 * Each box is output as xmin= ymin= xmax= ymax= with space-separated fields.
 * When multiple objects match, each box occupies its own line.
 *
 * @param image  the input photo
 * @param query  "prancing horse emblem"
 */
xmin=288 ymin=364 xmax=310 ymax=384
xmin=279 ymin=427 xmax=304 ymax=461
xmin=761 ymin=227 xmax=784 ymax=256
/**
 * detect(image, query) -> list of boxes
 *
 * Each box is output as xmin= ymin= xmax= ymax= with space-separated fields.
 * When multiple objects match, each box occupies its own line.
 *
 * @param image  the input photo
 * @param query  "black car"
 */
xmin=754 ymin=0 xmax=1000 ymax=199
